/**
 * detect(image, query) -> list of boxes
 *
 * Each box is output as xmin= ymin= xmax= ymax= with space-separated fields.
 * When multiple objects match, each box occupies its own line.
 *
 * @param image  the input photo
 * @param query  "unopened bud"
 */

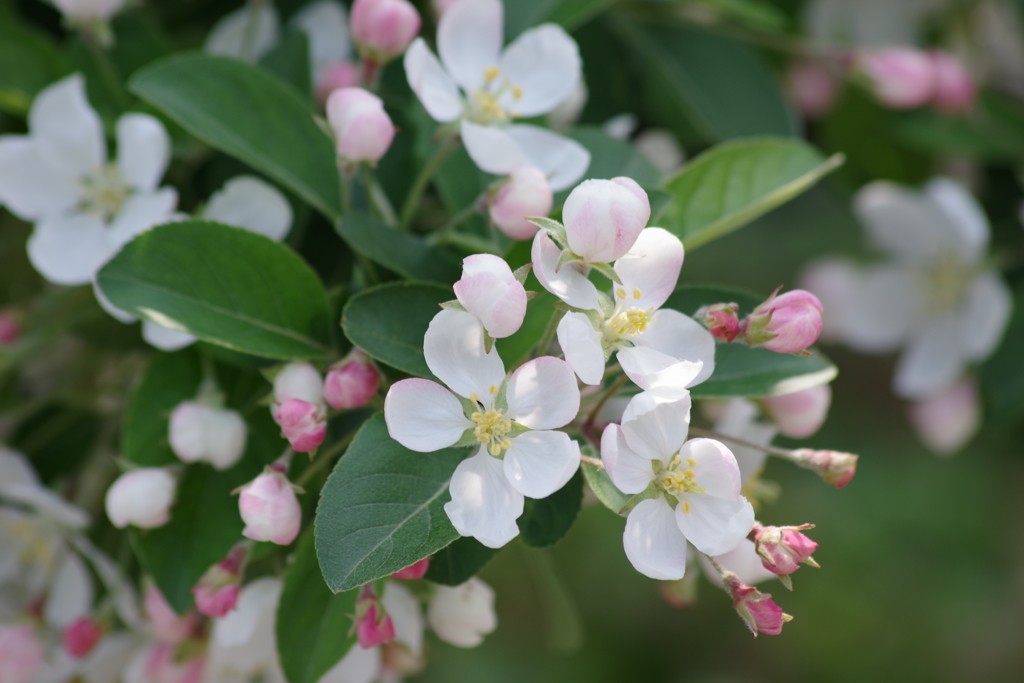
xmin=0 ymin=310 xmax=21 ymax=345
xmin=760 ymin=385 xmax=832 ymax=439
xmin=192 ymin=546 xmax=246 ymax=618
xmin=695 ymin=302 xmax=741 ymax=342
xmin=273 ymin=398 xmax=327 ymax=452
xmin=741 ymin=289 xmax=823 ymax=354
xmin=105 ymin=468 xmax=176 ymax=529
xmin=354 ymin=585 xmax=395 ymax=649
xmin=0 ymin=624 xmax=44 ymax=683
xmin=786 ymin=60 xmax=838 ymax=119
xmin=752 ymin=523 xmax=819 ymax=577
xmin=856 ymin=48 xmax=935 ymax=110
xmin=326 ymin=87 xmax=395 ymax=164
xmin=316 ymin=61 xmax=361 ymax=107
xmin=239 ymin=468 xmax=302 ymax=545
xmin=273 ymin=361 xmax=325 ymax=406
xmin=427 ymin=578 xmax=497 ymax=648
xmin=453 ymin=254 xmax=528 ymax=339
xmin=144 ymin=584 xmax=200 ymax=644
xmin=930 ymin=50 xmax=975 ymax=113
xmin=324 ymin=349 xmax=380 ymax=410
xmin=788 ymin=448 xmax=858 ymax=488
xmin=488 ymin=167 xmax=553 ymax=240
xmin=722 ymin=572 xmax=792 ymax=637
xmin=908 ymin=377 xmax=980 ymax=455
xmin=563 ymin=177 xmax=650 ymax=263
xmin=169 ymin=401 xmax=247 ymax=470
xmin=391 ymin=557 xmax=430 ymax=580
xmin=63 ymin=616 xmax=104 ymax=659
xmin=351 ymin=0 xmax=421 ymax=63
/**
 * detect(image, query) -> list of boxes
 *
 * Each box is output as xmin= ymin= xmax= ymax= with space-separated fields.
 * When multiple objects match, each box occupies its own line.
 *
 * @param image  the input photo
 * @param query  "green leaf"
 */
xmin=121 ymin=350 xmax=202 ymax=467
xmin=260 ymin=30 xmax=312 ymax=100
xmin=503 ymin=0 xmax=615 ymax=39
xmin=11 ymin=405 xmax=102 ymax=484
xmin=980 ymin=281 xmax=1024 ymax=421
xmin=336 ymin=213 xmax=463 ymax=284
xmin=0 ymin=14 xmax=66 ymax=115
xmin=617 ymin=20 xmax=796 ymax=141
xmin=424 ymin=537 xmax=499 ymax=586
xmin=130 ymin=53 xmax=340 ymax=220
xmin=315 ymin=414 xmax=464 ymax=593
xmin=497 ymin=292 xmax=559 ymax=364
xmin=342 ymin=282 xmax=451 ymax=378
xmin=97 ymin=221 xmax=334 ymax=360
xmin=519 ymin=470 xmax=584 ymax=547
xmin=581 ymin=459 xmax=629 ymax=516
xmin=656 ymin=138 xmax=843 ymax=249
xmin=277 ymin=531 xmax=357 ymax=683
xmin=665 ymin=285 xmax=837 ymax=397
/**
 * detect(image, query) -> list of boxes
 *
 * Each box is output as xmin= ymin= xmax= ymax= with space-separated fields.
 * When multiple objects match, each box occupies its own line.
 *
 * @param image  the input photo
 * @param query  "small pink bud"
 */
xmin=324 ymin=349 xmax=380 ymax=410
xmin=63 ymin=616 xmax=104 ymax=659
xmin=788 ymin=448 xmax=858 ymax=488
xmin=144 ymin=584 xmax=200 ymax=644
xmin=316 ymin=61 xmax=361 ymax=107
xmin=786 ymin=60 xmax=838 ymax=119
xmin=351 ymin=0 xmax=422 ymax=62
xmin=752 ymin=523 xmax=819 ymax=576
xmin=562 ymin=177 xmax=650 ymax=263
xmin=105 ymin=468 xmax=177 ymax=529
xmin=930 ymin=50 xmax=976 ymax=114
xmin=723 ymin=573 xmax=792 ymax=636
xmin=857 ymin=48 xmax=935 ymax=109
xmin=239 ymin=469 xmax=302 ymax=545
xmin=741 ymin=289 xmax=823 ymax=354
xmin=695 ymin=302 xmax=741 ymax=342
xmin=273 ymin=361 xmax=325 ymax=406
xmin=760 ymin=385 xmax=832 ymax=438
xmin=908 ymin=377 xmax=980 ymax=455
xmin=488 ymin=167 xmax=553 ymax=240
xmin=273 ymin=398 xmax=327 ymax=452
xmin=391 ymin=557 xmax=430 ymax=580
xmin=191 ymin=546 xmax=246 ymax=618
xmin=0 ymin=624 xmax=44 ymax=683
xmin=354 ymin=586 xmax=395 ymax=649
xmin=326 ymin=87 xmax=395 ymax=164
xmin=0 ymin=310 xmax=21 ymax=345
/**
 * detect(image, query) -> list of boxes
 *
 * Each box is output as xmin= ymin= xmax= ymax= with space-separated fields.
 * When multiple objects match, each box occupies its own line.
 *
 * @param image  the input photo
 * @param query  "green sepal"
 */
xmin=618 ymin=482 xmax=661 ymax=515
xmin=555 ymin=249 xmax=583 ymax=273
xmin=440 ymin=300 xmax=468 ymax=313
xmin=597 ymin=292 xmax=615 ymax=320
xmin=483 ymin=330 xmax=495 ymax=354
xmin=452 ymin=430 xmax=484 ymax=448
xmin=527 ymin=217 xmax=568 ymax=249
xmin=507 ymin=421 xmax=532 ymax=439
xmin=590 ymin=261 xmax=622 ymax=285
xmin=525 ymin=291 xmax=540 ymax=301
xmin=456 ymin=393 xmax=479 ymax=416
xmin=493 ymin=374 xmax=511 ymax=413
xmin=580 ymin=447 xmax=631 ymax=516
xmin=512 ymin=263 xmax=533 ymax=285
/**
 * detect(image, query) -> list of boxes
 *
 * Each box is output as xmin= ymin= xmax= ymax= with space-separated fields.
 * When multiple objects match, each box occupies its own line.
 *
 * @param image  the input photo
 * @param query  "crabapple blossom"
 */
xmin=602 ymin=391 xmax=755 ymax=579
xmin=205 ymin=577 xmax=282 ymax=681
xmin=324 ymin=349 xmax=381 ymax=410
xmin=488 ymin=167 xmax=553 ymax=240
xmin=144 ymin=584 xmax=200 ymax=644
xmin=274 ymin=361 xmax=326 ymax=406
xmin=64 ymin=616 xmax=104 ymax=659
xmin=930 ymin=50 xmax=976 ymax=113
xmin=238 ymin=467 xmax=302 ymax=545
xmin=540 ymin=227 xmax=716 ymax=389
xmin=391 ymin=558 xmax=431 ymax=580
xmin=856 ymin=48 xmax=935 ymax=109
xmin=384 ymin=310 xmax=581 ymax=548
xmin=105 ymin=468 xmax=176 ymax=529
xmin=0 ymin=624 xmax=44 ymax=683
xmin=721 ymin=570 xmax=792 ymax=636
xmin=453 ymin=254 xmax=528 ymax=339
xmin=752 ymin=523 xmax=819 ymax=577
xmin=168 ymin=401 xmax=247 ymax=470
xmin=54 ymin=0 xmax=127 ymax=22
xmin=696 ymin=302 xmax=741 ymax=343
xmin=427 ymin=578 xmax=498 ymax=647
xmin=547 ymin=80 xmax=588 ymax=132
xmin=192 ymin=546 xmax=246 ymax=618
xmin=326 ymin=88 xmax=396 ymax=164
xmin=699 ymin=538 xmax=779 ymax=589
xmin=272 ymin=362 xmax=327 ymax=452
xmin=740 ymin=289 xmax=824 ymax=354
xmin=908 ymin=376 xmax=981 ymax=455
xmin=760 ymin=385 xmax=832 ymax=439
xmin=205 ymin=2 xmax=281 ymax=63
xmin=355 ymin=585 xmax=396 ymax=648
xmin=291 ymin=1 xmax=354 ymax=83
xmin=404 ymin=0 xmax=590 ymax=190
xmin=786 ymin=60 xmax=838 ymax=119
xmin=561 ymin=177 xmax=650 ymax=264
xmin=128 ymin=643 xmax=206 ymax=683
xmin=351 ymin=0 xmax=422 ymax=63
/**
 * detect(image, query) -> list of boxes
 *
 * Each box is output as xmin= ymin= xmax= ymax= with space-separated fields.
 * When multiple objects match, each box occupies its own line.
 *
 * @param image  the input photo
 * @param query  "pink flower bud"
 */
xmin=144 ymin=585 xmax=200 ymax=644
xmin=741 ymin=289 xmax=823 ymax=354
xmin=752 ymin=523 xmax=819 ymax=576
xmin=760 ymin=385 xmax=832 ymax=438
xmin=857 ymin=48 xmax=935 ymax=109
xmin=105 ymin=468 xmax=176 ymax=529
xmin=786 ymin=60 xmax=838 ymax=119
xmin=788 ymin=448 xmax=858 ymax=488
xmin=327 ymin=87 xmax=395 ymax=164
xmin=169 ymin=401 xmax=247 ymax=470
xmin=273 ymin=398 xmax=327 ymax=452
xmin=351 ymin=0 xmax=422 ymax=62
xmin=930 ymin=50 xmax=976 ymax=113
xmin=453 ymin=254 xmax=528 ymax=339
xmin=0 ymin=310 xmax=21 ymax=345
xmin=391 ymin=557 xmax=430 ymax=580
xmin=488 ymin=167 xmax=553 ymax=240
xmin=239 ymin=469 xmax=302 ymax=545
xmin=354 ymin=586 xmax=395 ymax=649
xmin=0 ymin=624 xmax=44 ymax=683
xmin=723 ymin=573 xmax=792 ymax=636
xmin=63 ymin=616 xmax=104 ymax=659
xmin=53 ymin=0 xmax=126 ymax=22
xmin=316 ymin=61 xmax=361 ymax=107
xmin=191 ymin=546 xmax=246 ymax=618
xmin=695 ymin=302 xmax=741 ymax=342
xmin=562 ymin=177 xmax=650 ymax=263
xmin=324 ymin=349 xmax=380 ymax=410
xmin=908 ymin=377 xmax=980 ymax=455
xmin=273 ymin=361 xmax=325 ymax=406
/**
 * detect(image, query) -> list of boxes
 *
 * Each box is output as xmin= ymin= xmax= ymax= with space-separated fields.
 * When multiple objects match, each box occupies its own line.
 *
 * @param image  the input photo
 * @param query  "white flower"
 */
xmin=539 ymin=227 xmax=716 ymax=389
xmin=712 ymin=399 xmax=777 ymax=486
xmin=104 ymin=468 xmax=176 ymax=530
xmin=168 ymin=401 xmax=248 ymax=470
xmin=602 ymin=391 xmax=755 ymax=580
xmin=427 ymin=578 xmax=497 ymax=648
xmin=403 ymin=0 xmax=590 ymax=190
xmin=0 ymin=75 xmax=176 ymax=287
xmin=801 ymin=178 xmax=1012 ymax=399
xmin=207 ymin=577 xmax=285 ymax=682
xmin=53 ymin=0 xmax=127 ymax=23
xmin=453 ymin=254 xmax=527 ymax=339
xmin=384 ymin=310 xmax=581 ymax=548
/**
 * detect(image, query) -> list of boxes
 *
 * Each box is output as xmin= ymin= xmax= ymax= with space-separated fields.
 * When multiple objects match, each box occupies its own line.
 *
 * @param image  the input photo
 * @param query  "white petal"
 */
xmin=504 ymin=125 xmax=590 ymax=191
xmin=454 ymin=254 xmax=527 ymax=339
xmin=841 ymin=264 xmax=920 ymax=353
xmin=617 ymin=346 xmax=704 ymax=395
xmin=318 ymin=643 xmax=381 ymax=683
xmin=556 ymin=313 xmax=605 ymax=385
xmin=0 ymin=137 xmax=79 ymax=220
xmin=204 ymin=176 xmax=292 ymax=241
xmin=530 ymin=232 xmax=602 ymax=311
xmin=958 ymin=270 xmax=1012 ymax=361
xmin=632 ymin=308 xmax=716 ymax=385
xmin=384 ymin=379 xmax=472 ymax=452
xmin=424 ymin=309 xmax=506 ymax=402
xmin=613 ymin=228 xmax=683 ymax=311
xmin=503 ymin=430 xmax=580 ymax=499
xmin=437 ymin=0 xmax=503 ymax=92
xmin=699 ymin=538 xmax=778 ymax=588
xmin=290 ymin=0 xmax=351 ymax=79
xmin=623 ymin=497 xmax=689 ymax=580
xmin=799 ymin=257 xmax=862 ymax=344
xmin=712 ymin=399 xmax=774 ymax=485
xmin=43 ymin=552 xmax=93 ymax=628
xmin=142 ymin=321 xmax=196 ymax=351
xmin=619 ymin=394 xmax=691 ymax=463
xmin=106 ymin=188 xmax=178 ymax=252
xmin=676 ymin=494 xmax=754 ymax=557
xmin=893 ymin=316 xmax=964 ymax=399
xmin=504 ymin=356 xmax=579 ymax=429
xmin=444 ymin=449 xmax=524 ymax=548
xmin=404 ymin=39 xmax=462 ymax=123
xmin=204 ymin=4 xmax=281 ymax=62
xmin=116 ymin=114 xmax=170 ymax=192
xmin=27 ymin=213 xmax=109 ymax=285
xmin=461 ymin=120 xmax=528 ymax=175
xmin=497 ymin=24 xmax=581 ymax=117
xmin=381 ymin=581 xmax=424 ymax=657
xmin=925 ymin=177 xmax=989 ymax=262
xmin=0 ymin=447 xmax=38 ymax=491
xmin=681 ymin=438 xmax=742 ymax=499
xmin=600 ymin=424 xmax=655 ymax=495
xmin=30 ymin=74 xmax=105 ymax=177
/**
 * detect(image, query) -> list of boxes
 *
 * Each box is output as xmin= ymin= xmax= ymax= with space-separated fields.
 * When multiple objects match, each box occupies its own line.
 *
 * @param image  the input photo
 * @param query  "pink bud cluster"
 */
xmin=855 ymin=48 xmax=976 ymax=113
xmin=192 ymin=545 xmax=246 ymax=617
xmin=752 ymin=523 xmax=819 ymax=577
xmin=488 ymin=167 xmax=554 ymax=240
xmin=354 ymin=585 xmax=395 ymax=649
xmin=697 ymin=288 xmax=824 ymax=355
xmin=787 ymin=448 xmax=858 ymax=488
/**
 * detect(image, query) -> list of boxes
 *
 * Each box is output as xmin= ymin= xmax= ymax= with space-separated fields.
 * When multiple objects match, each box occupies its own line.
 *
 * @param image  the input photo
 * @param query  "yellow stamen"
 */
xmin=488 ymin=384 xmax=498 ymax=396
xmin=469 ymin=392 xmax=481 ymax=404
xmin=680 ymin=501 xmax=691 ymax=514
xmin=616 ymin=288 xmax=627 ymax=299
xmin=484 ymin=66 xmax=500 ymax=82
xmin=633 ymin=288 xmax=642 ymax=300
xmin=512 ymin=85 xmax=523 ymax=100
xmin=687 ymin=458 xmax=696 ymax=468
xmin=471 ymin=409 xmax=514 ymax=456
xmin=608 ymin=307 xmax=653 ymax=337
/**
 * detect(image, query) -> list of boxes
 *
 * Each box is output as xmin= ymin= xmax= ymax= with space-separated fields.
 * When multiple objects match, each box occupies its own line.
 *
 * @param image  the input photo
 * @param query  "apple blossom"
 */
xmin=452 ymin=254 xmax=528 ymax=339
xmin=0 ymin=75 xmax=176 ymax=287
xmin=547 ymin=80 xmax=588 ymax=132
xmin=105 ymin=468 xmax=176 ymax=529
xmin=602 ymin=391 xmax=755 ymax=580
xmin=351 ymin=0 xmax=422 ymax=63
xmin=168 ymin=401 xmax=247 ymax=470
xmin=238 ymin=467 xmax=302 ymax=546
xmin=0 ymin=310 xmax=20 ymax=346
xmin=192 ymin=546 xmax=246 ymax=618
xmin=0 ymin=624 xmax=44 ymax=683
xmin=206 ymin=577 xmax=282 ymax=681
xmin=290 ymin=1 xmax=355 ymax=88
xmin=930 ymin=50 xmax=976 ymax=113
xmin=721 ymin=570 xmax=792 ymax=636
xmin=355 ymin=585 xmax=396 ymax=648
xmin=53 ymin=0 xmax=127 ymax=22
xmin=274 ymin=398 xmax=328 ymax=452
xmin=696 ymin=302 xmax=741 ymax=343
xmin=488 ymin=167 xmax=553 ymax=240
xmin=132 ymin=643 xmax=206 ymax=683
xmin=391 ymin=558 xmax=431 ymax=580
xmin=908 ymin=376 xmax=981 ymax=455
xmin=740 ymin=289 xmax=824 ymax=354
xmin=856 ymin=48 xmax=935 ymax=109
xmin=144 ymin=584 xmax=200 ymax=644
xmin=786 ymin=60 xmax=838 ymax=119
xmin=64 ymin=616 xmax=104 ymax=659
xmin=274 ymin=361 xmax=326 ymax=407
xmin=538 ymin=227 xmax=716 ymax=389
xmin=326 ymin=88 xmax=396 ymax=165
xmin=205 ymin=2 xmax=281 ymax=63
xmin=403 ymin=0 xmax=590 ymax=190
xmin=760 ymin=385 xmax=832 ymax=439
xmin=752 ymin=523 xmax=820 ymax=577
xmin=384 ymin=310 xmax=581 ymax=548
xmin=427 ymin=578 xmax=497 ymax=648
xmin=560 ymin=177 xmax=651 ymax=264
xmin=324 ymin=349 xmax=381 ymax=410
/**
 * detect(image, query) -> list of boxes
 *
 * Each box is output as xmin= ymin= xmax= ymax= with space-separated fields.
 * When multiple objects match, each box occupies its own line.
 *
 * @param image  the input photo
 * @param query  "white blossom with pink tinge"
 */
xmin=327 ymin=88 xmax=395 ymax=164
xmin=453 ymin=254 xmax=527 ymax=339
xmin=105 ymin=469 xmax=176 ymax=530
xmin=488 ymin=166 xmax=553 ymax=240
xmin=427 ymin=578 xmax=497 ymax=648
xmin=856 ymin=47 xmax=936 ymax=109
xmin=403 ymin=0 xmax=589 ymax=190
xmin=238 ymin=469 xmax=302 ymax=546
xmin=169 ymin=401 xmax=247 ymax=470
xmin=384 ymin=310 xmax=580 ymax=548
xmin=54 ymin=0 xmax=126 ymax=22
xmin=760 ymin=385 xmax=832 ymax=439
xmin=908 ymin=376 xmax=981 ymax=455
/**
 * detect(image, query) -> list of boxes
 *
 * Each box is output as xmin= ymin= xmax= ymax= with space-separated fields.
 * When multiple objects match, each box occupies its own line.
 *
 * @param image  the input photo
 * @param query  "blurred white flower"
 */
xmin=805 ymin=0 xmax=950 ymax=49
xmin=427 ymin=578 xmax=497 ymax=648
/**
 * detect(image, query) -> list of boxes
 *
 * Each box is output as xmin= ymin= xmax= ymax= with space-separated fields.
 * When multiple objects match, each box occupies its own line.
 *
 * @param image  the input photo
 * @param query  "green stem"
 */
xmin=399 ymin=135 xmax=460 ymax=231
xmin=441 ymin=232 xmax=503 ymax=255
xmin=86 ymin=39 xmax=131 ymax=111
xmin=427 ymin=200 xmax=481 ymax=245
xmin=533 ymin=308 xmax=566 ymax=359
xmin=295 ymin=432 xmax=356 ymax=487
xmin=585 ymin=374 xmax=629 ymax=429
xmin=340 ymin=168 xmax=354 ymax=214
xmin=688 ymin=426 xmax=795 ymax=459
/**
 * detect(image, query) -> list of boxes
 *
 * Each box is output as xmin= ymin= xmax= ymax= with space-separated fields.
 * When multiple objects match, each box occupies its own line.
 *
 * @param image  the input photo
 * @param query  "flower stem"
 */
xmin=534 ymin=308 xmax=566 ymax=359
xmin=579 ymin=454 xmax=605 ymax=469
xmin=363 ymin=166 xmax=398 ymax=227
xmin=340 ymin=167 xmax=354 ymax=214
xmin=688 ymin=426 xmax=797 ymax=459
xmin=426 ymin=200 xmax=481 ymax=245
xmin=399 ymin=135 xmax=460 ymax=231
xmin=295 ymin=432 xmax=355 ymax=487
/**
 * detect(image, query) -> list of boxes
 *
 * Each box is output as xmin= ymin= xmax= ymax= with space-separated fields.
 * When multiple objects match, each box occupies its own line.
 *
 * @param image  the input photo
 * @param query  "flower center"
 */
xmin=78 ymin=164 xmax=132 ymax=222
xmin=920 ymin=256 xmax=973 ymax=314
xmin=656 ymin=455 xmax=705 ymax=513
xmin=471 ymin=409 xmax=513 ymax=457
xmin=464 ymin=67 xmax=524 ymax=125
